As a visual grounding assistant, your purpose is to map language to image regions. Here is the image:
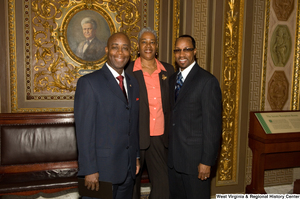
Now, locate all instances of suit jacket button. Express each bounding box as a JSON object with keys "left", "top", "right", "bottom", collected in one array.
[
  {"left": 126, "top": 106, "right": 129, "bottom": 110},
  {"left": 126, "top": 146, "right": 129, "bottom": 149},
  {"left": 173, "top": 123, "right": 175, "bottom": 126}
]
